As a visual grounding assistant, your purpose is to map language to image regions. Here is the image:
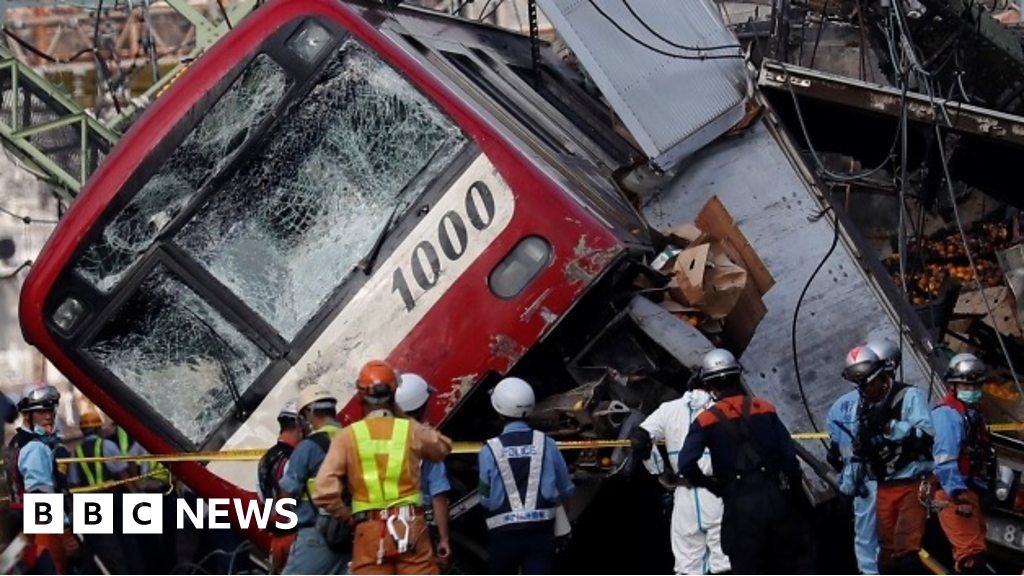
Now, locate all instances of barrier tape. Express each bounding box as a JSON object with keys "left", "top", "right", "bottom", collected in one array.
[
  {"left": 69, "top": 470, "right": 167, "bottom": 494},
  {"left": 57, "top": 422, "right": 1024, "bottom": 466}
]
